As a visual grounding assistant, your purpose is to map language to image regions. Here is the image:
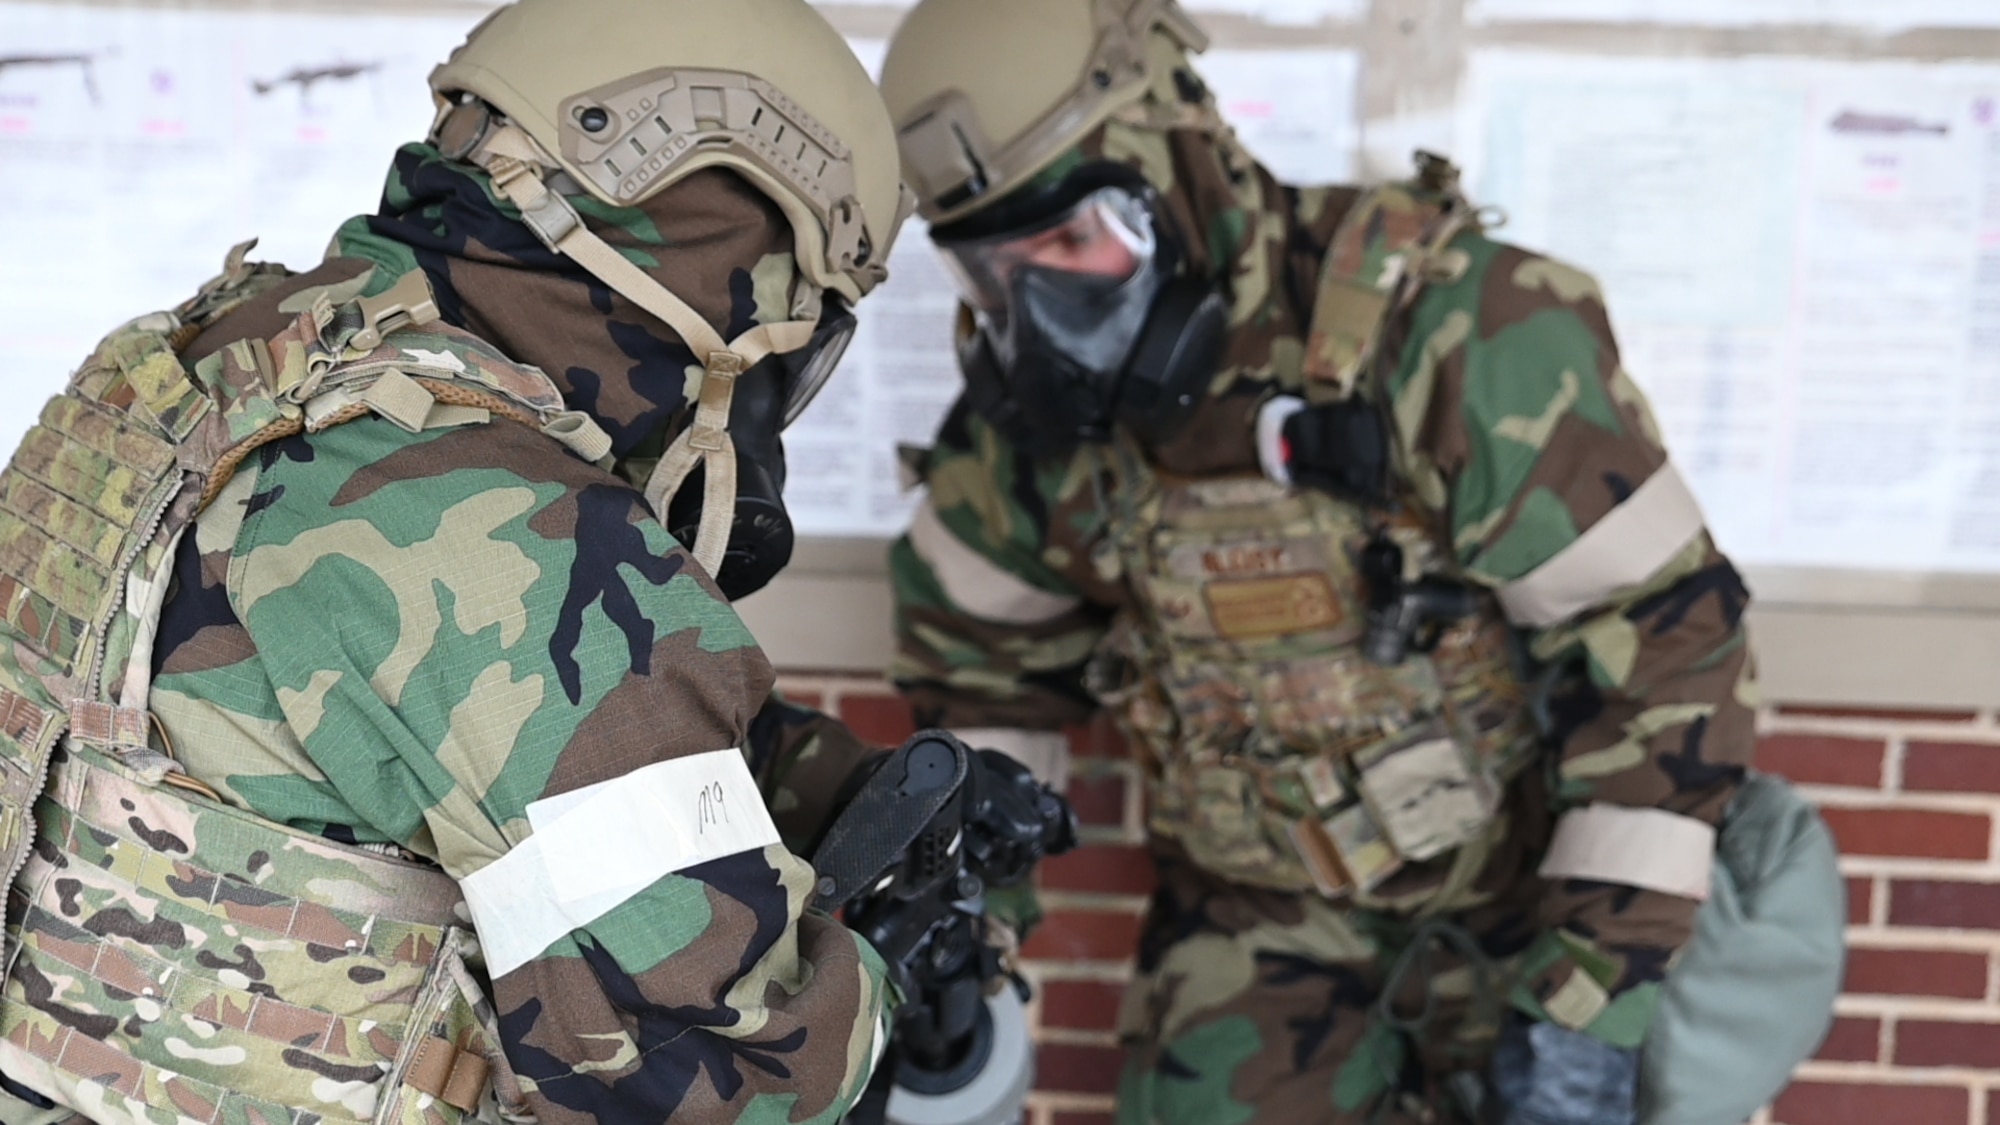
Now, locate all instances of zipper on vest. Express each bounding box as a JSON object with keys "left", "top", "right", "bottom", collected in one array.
[
  {"left": 84, "top": 473, "right": 187, "bottom": 705},
  {"left": 2, "top": 474, "right": 190, "bottom": 980}
]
